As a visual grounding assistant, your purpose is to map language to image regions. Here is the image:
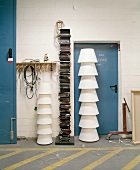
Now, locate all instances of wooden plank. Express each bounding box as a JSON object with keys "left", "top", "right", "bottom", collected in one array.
[
  {"left": 131, "top": 90, "right": 140, "bottom": 144},
  {"left": 16, "top": 62, "right": 57, "bottom": 72}
]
